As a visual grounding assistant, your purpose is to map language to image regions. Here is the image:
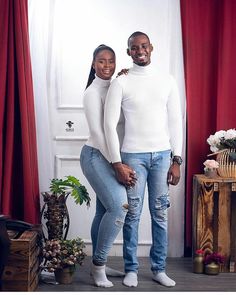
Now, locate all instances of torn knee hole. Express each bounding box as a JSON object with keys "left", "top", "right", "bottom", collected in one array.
[
  {"left": 154, "top": 194, "right": 170, "bottom": 210},
  {"left": 115, "top": 218, "right": 124, "bottom": 227}
]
